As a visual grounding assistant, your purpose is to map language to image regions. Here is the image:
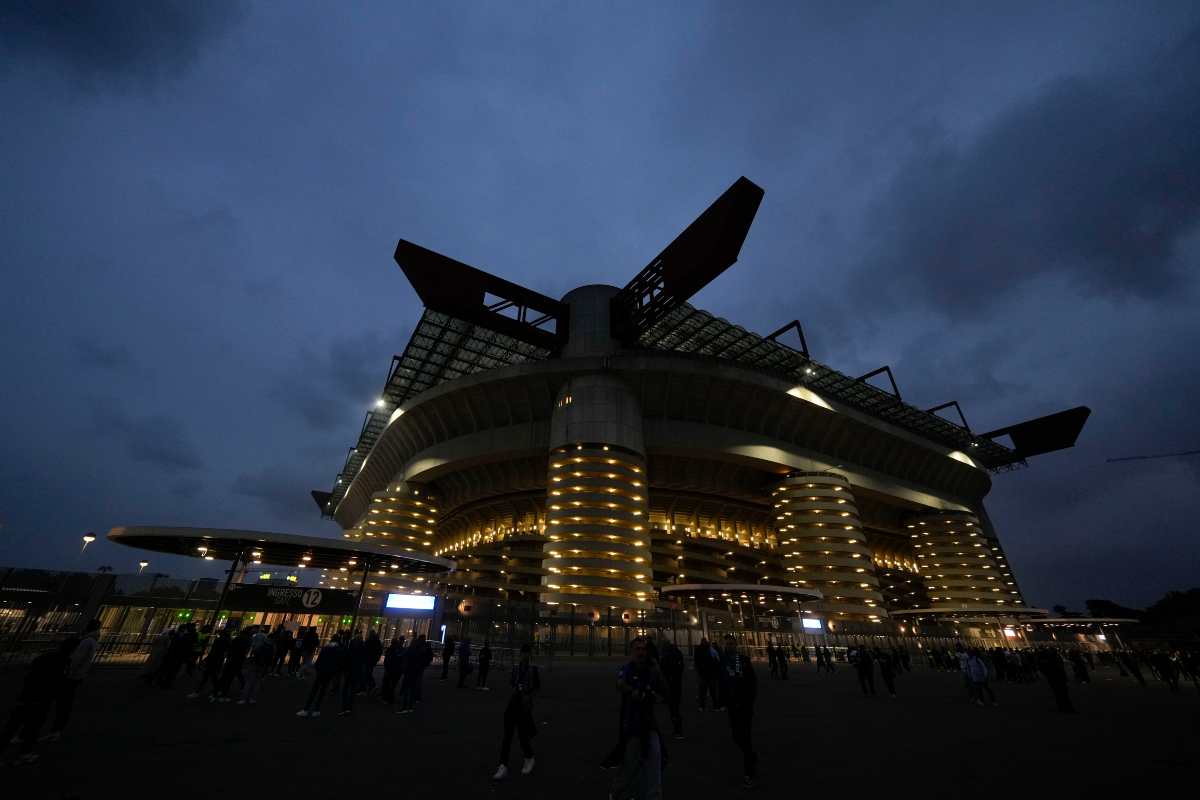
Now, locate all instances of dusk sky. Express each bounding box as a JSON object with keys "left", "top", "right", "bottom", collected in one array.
[{"left": 2, "top": 2, "right": 1197, "bottom": 611}]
